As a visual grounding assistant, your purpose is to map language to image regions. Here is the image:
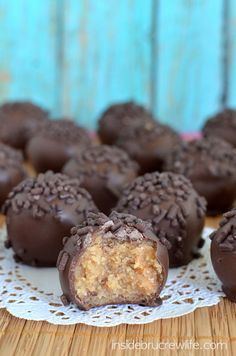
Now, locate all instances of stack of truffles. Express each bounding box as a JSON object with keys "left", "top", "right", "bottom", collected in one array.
[{"left": 1, "top": 99, "right": 236, "bottom": 309}]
